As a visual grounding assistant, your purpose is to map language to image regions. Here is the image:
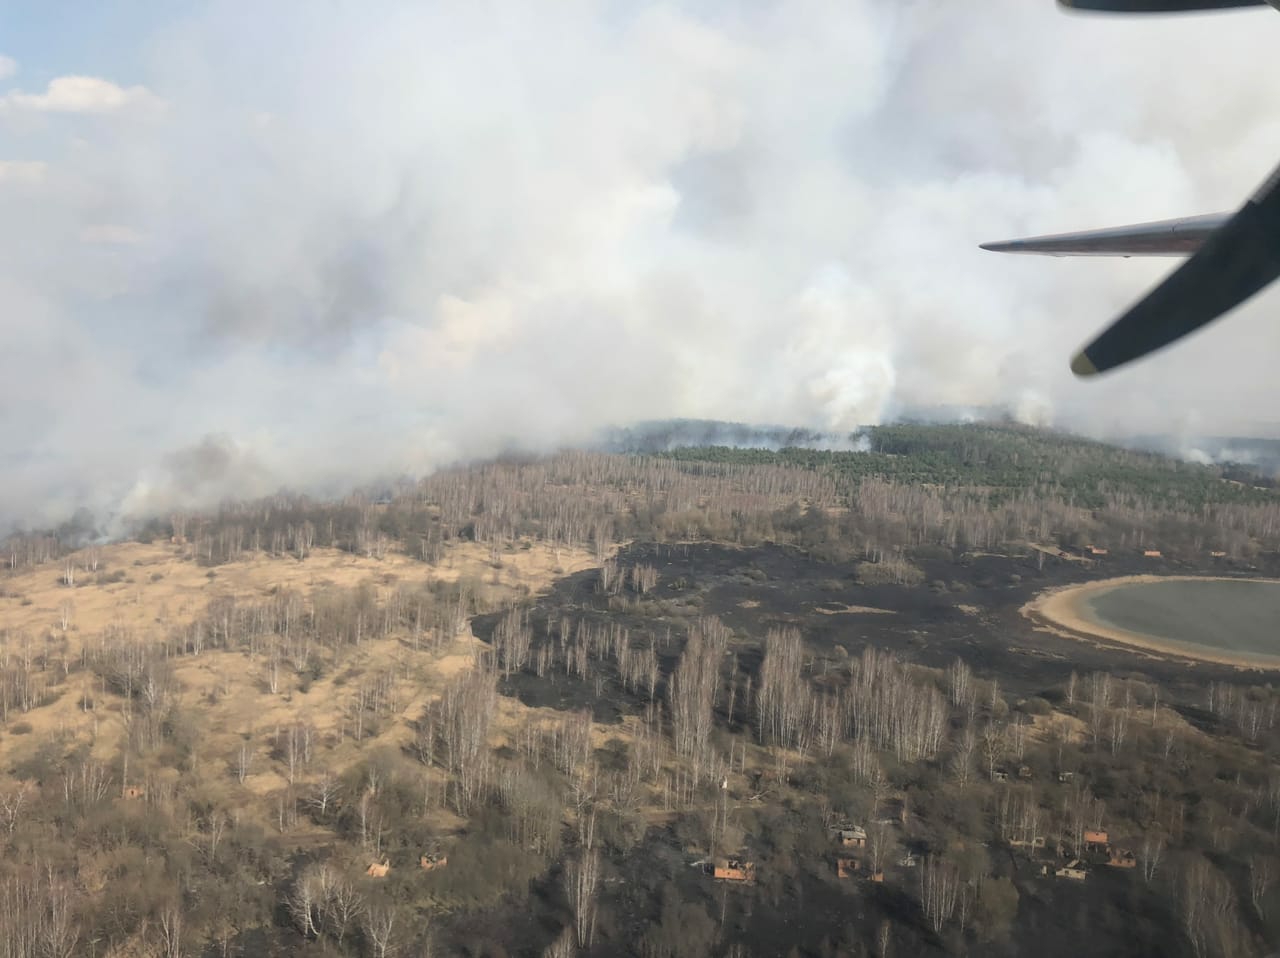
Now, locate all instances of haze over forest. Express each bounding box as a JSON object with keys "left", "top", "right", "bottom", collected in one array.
[{"left": 5, "top": 1, "right": 1280, "bottom": 530}]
